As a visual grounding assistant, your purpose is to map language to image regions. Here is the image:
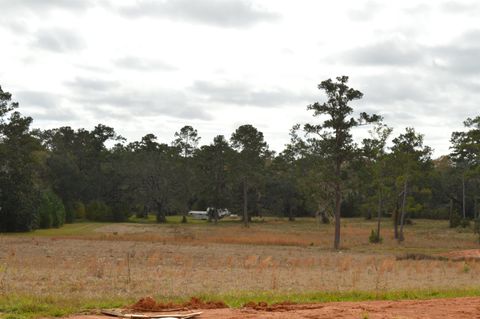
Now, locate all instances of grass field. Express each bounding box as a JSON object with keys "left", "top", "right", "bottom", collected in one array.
[{"left": 1, "top": 217, "right": 479, "bottom": 318}]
